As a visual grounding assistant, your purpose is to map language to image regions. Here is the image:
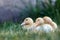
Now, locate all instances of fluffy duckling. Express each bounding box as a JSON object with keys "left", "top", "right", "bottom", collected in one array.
[
  {"left": 35, "top": 17, "right": 53, "bottom": 33},
  {"left": 43, "top": 16, "right": 57, "bottom": 31},
  {"left": 21, "top": 17, "right": 34, "bottom": 31},
  {"left": 34, "top": 17, "right": 44, "bottom": 31}
]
